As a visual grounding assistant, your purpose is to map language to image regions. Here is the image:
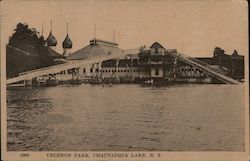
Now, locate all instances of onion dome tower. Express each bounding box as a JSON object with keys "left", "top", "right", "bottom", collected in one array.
[
  {"left": 62, "top": 22, "right": 73, "bottom": 57},
  {"left": 46, "top": 20, "right": 57, "bottom": 51}
]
